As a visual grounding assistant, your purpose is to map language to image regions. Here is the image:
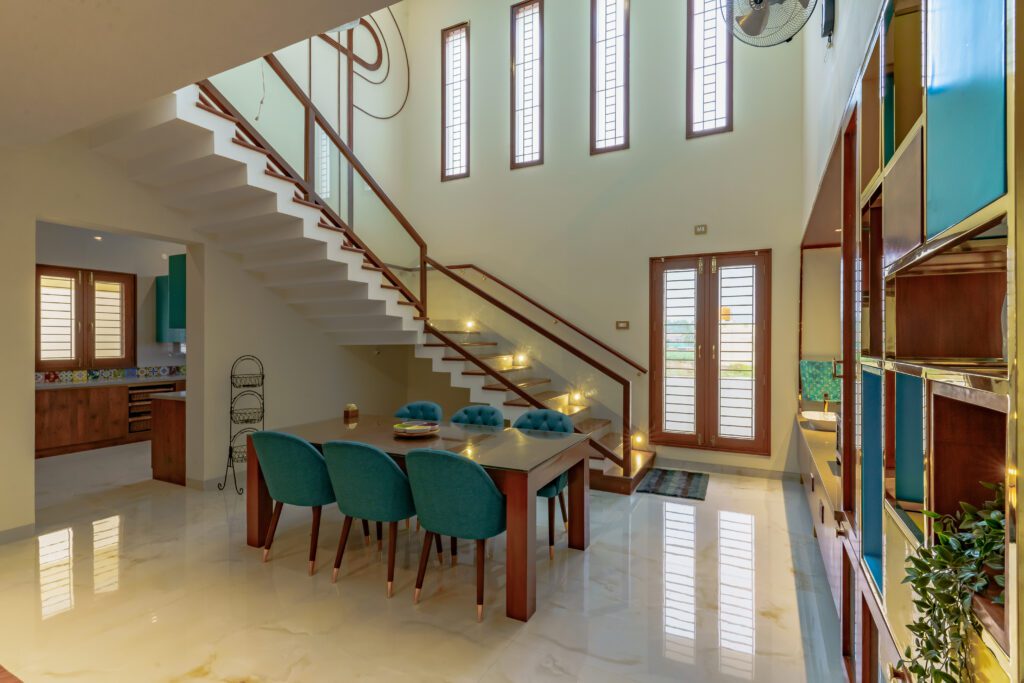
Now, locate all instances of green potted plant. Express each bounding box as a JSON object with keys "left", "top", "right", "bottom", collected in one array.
[{"left": 899, "top": 482, "right": 1005, "bottom": 682}]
